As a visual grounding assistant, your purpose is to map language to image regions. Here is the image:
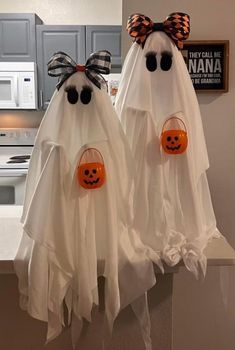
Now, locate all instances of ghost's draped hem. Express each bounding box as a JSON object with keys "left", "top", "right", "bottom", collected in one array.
[
  {"left": 14, "top": 237, "right": 102, "bottom": 343},
  {"left": 161, "top": 229, "right": 221, "bottom": 278},
  {"left": 21, "top": 197, "right": 156, "bottom": 345},
  {"left": 14, "top": 242, "right": 73, "bottom": 343},
  {"left": 15, "top": 235, "right": 156, "bottom": 346}
]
